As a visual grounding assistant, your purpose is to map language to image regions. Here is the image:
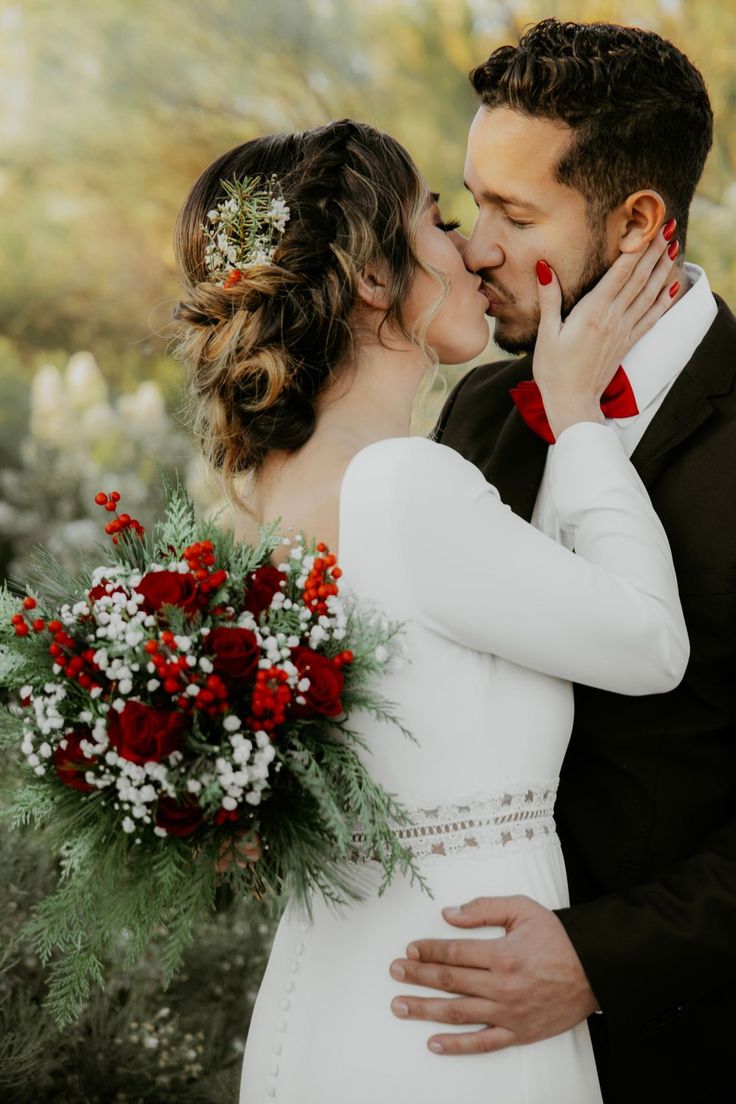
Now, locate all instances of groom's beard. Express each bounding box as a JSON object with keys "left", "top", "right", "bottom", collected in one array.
[{"left": 490, "top": 240, "right": 609, "bottom": 356}]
